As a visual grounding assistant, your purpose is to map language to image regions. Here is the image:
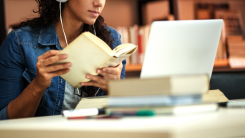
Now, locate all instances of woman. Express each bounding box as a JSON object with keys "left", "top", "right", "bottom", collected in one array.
[{"left": 0, "top": 0, "right": 125, "bottom": 120}]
